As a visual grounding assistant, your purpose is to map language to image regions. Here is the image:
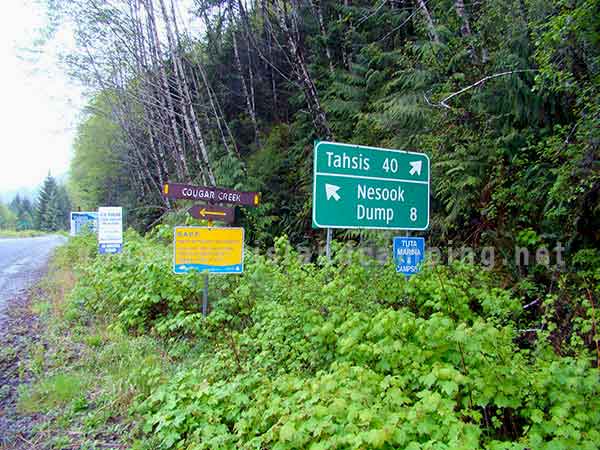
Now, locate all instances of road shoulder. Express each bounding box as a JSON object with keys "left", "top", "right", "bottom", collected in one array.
[
  {"left": 1, "top": 242, "right": 136, "bottom": 450},
  {"left": 0, "top": 275, "right": 45, "bottom": 449}
]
